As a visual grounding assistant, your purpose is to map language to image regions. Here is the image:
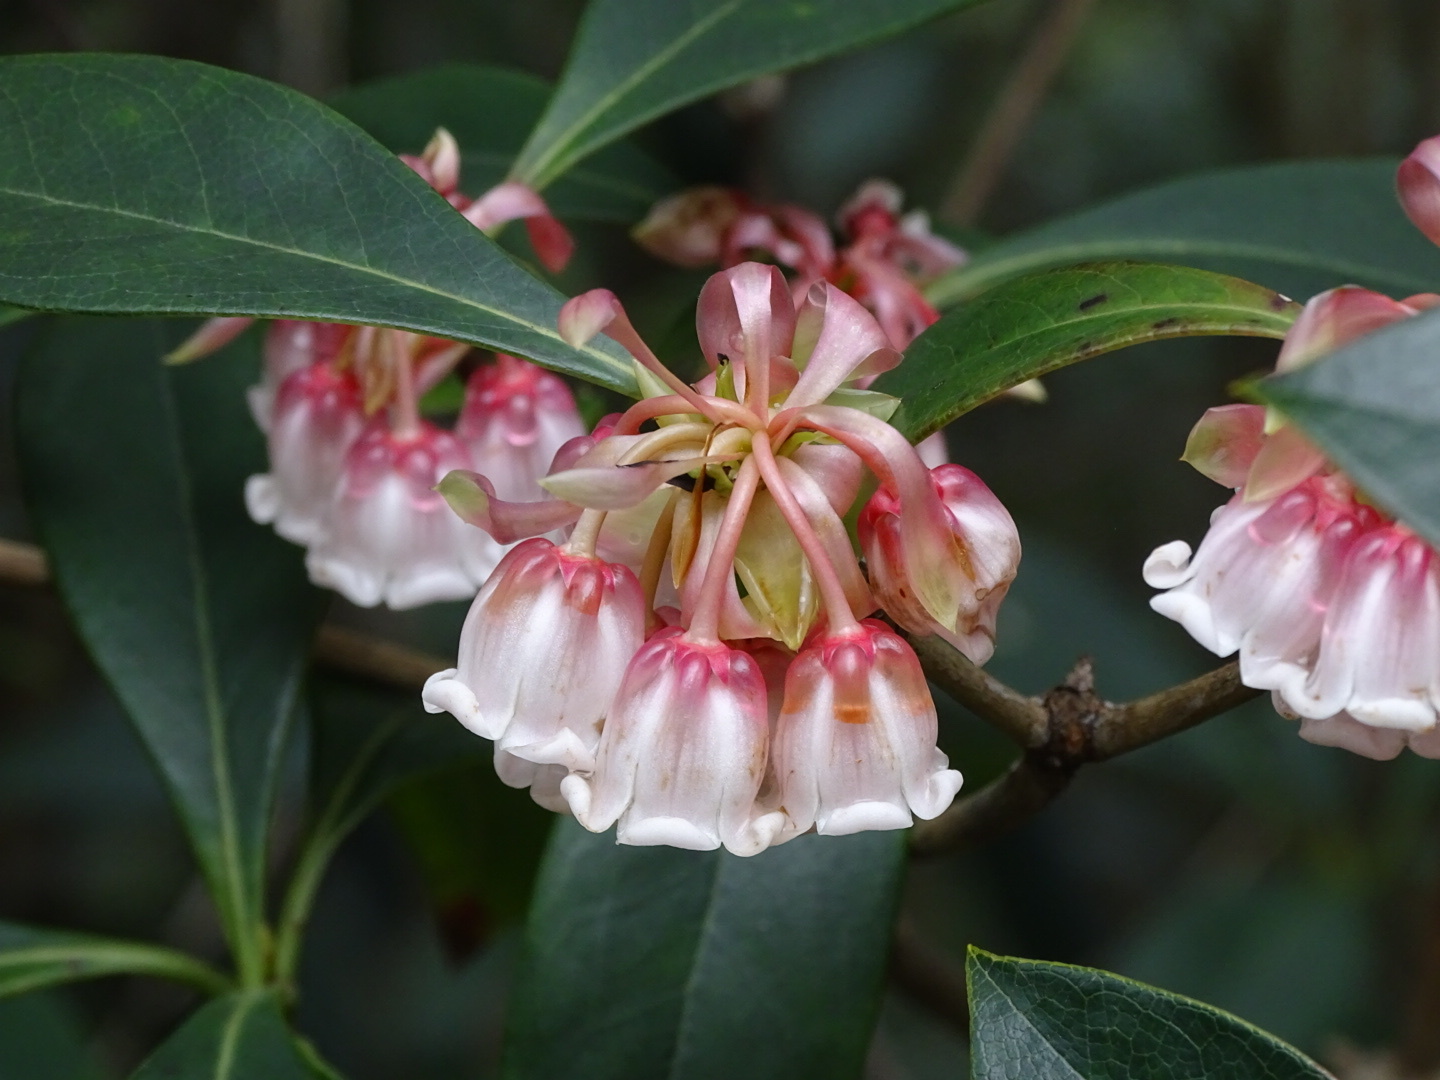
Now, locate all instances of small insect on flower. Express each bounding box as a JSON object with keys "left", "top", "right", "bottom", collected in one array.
[{"left": 426, "top": 261, "right": 1021, "bottom": 848}]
